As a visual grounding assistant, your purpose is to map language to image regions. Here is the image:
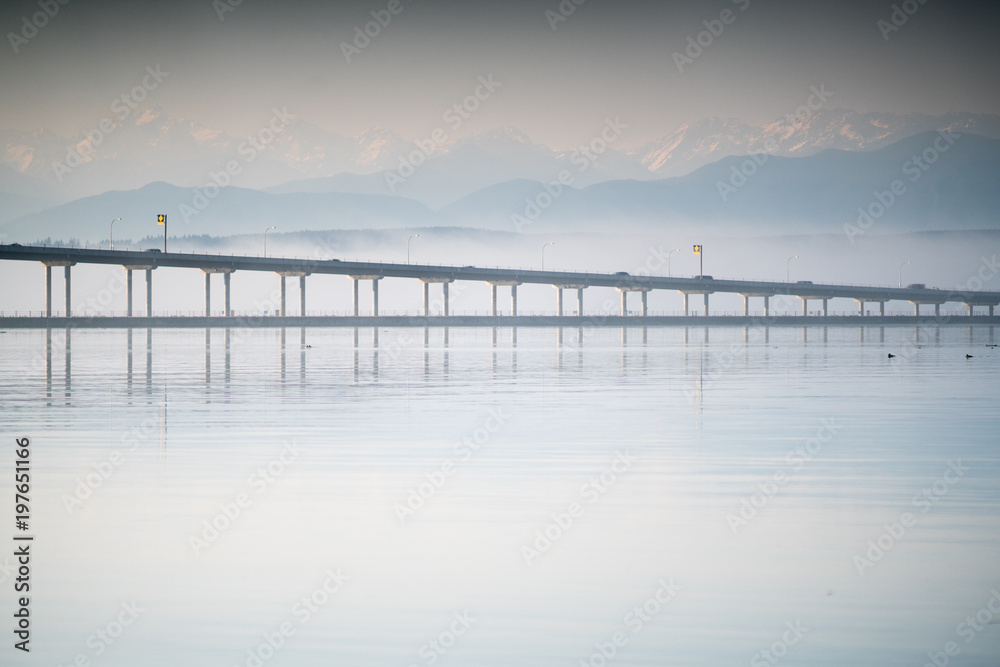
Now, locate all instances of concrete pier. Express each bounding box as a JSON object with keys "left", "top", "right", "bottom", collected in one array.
[
  {"left": 350, "top": 275, "right": 381, "bottom": 317},
  {"left": 420, "top": 277, "right": 452, "bottom": 316},
  {"left": 41, "top": 260, "right": 74, "bottom": 317},
  {"left": 489, "top": 280, "right": 520, "bottom": 316}
]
